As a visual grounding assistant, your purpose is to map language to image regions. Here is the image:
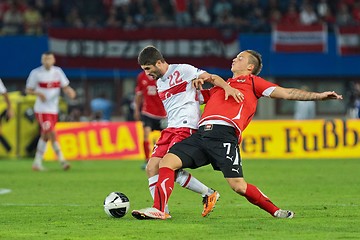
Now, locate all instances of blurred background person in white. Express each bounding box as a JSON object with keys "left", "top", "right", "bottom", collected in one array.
[
  {"left": 26, "top": 52, "right": 76, "bottom": 171},
  {"left": 0, "top": 78, "right": 14, "bottom": 120},
  {"left": 294, "top": 85, "right": 316, "bottom": 120}
]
